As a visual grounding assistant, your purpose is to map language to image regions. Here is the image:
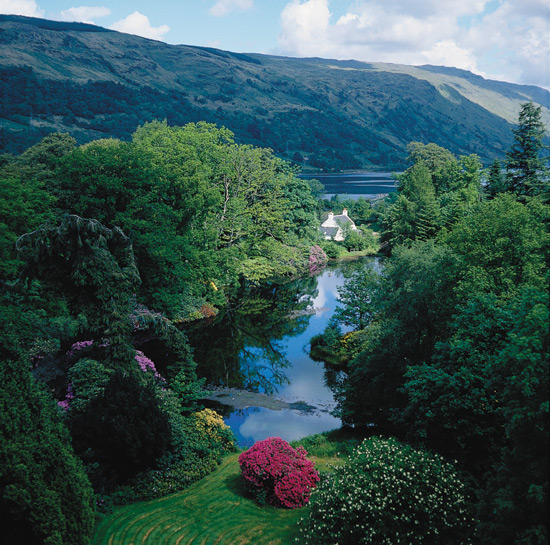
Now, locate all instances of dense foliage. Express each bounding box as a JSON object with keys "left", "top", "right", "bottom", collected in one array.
[
  {"left": 0, "top": 356, "right": 95, "bottom": 545},
  {"left": 238, "top": 436, "right": 319, "bottom": 508},
  {"left": 316, "top": 103, "right": 549, "bottom": 544},
  {"left": 45, "top": 121, "right": 321, "bottom": 315},
  {"left": 1, "top": 121, "right": 325, "bottom": 537},
  {"left": 299, "top": 437, "right": 475, "bottom": 545},
  {"left": 1, "top": 81, "right": 547, "bottom": 545}
]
